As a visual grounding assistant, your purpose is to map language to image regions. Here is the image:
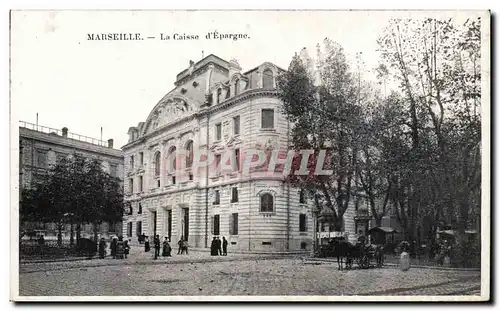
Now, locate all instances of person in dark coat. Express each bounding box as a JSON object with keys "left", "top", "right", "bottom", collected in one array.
[
  {"left": 123, "top": 239, "right": 130, "bottom": 259},
  {"left": 218, "top": 237, "right": 223, "bottom": 255},
  {"left": 178, "top": 236, "right": 184, "bottom": 255},
  {"left": 154, "top": 235, "right": 161, "bottom": 259},
  {"left": 98, "top": 237, "right": 106, "bottom": 259},
  {"left": 162, "top": 237, "right": 171, "bottom": 257},
  {"left": 210, "top": 237, "right": 217, "bottom": 256},
  {"left": 144, "top": 236, "right": 150, "bottom": 252},
  {"left": 116, "top": 236, "right": 124, "bottom": 259},
  {"left": 181, "top": 238, "right": 189, "bottom": 255},
  {"left": 110, "top": 237, "right": 117, "bottom": 259},
  {"left": 222, "top": 236, "right": 228, "bottom": 256}
]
